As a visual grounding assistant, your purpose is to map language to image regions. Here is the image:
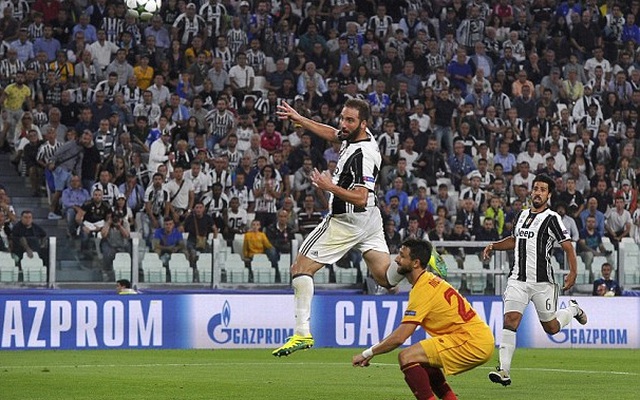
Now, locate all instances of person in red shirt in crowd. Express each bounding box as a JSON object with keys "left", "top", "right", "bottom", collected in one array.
[{"left": 259, "top": 118, "right": 283, "bottom": 155}]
